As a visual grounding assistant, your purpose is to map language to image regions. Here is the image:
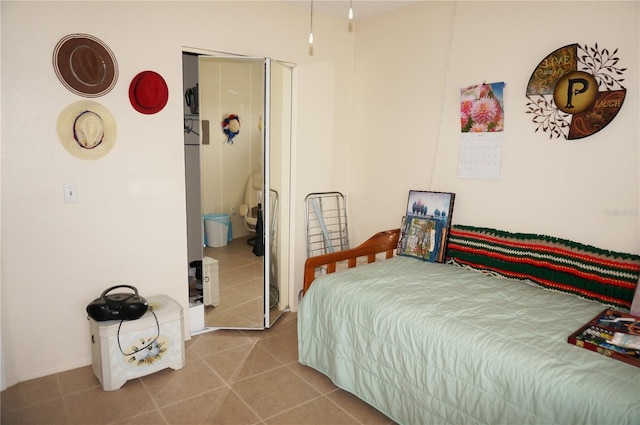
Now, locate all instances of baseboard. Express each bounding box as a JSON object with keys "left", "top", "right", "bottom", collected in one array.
[{"left": 3, "top": 358, "right": 93, "bottom": 389}]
